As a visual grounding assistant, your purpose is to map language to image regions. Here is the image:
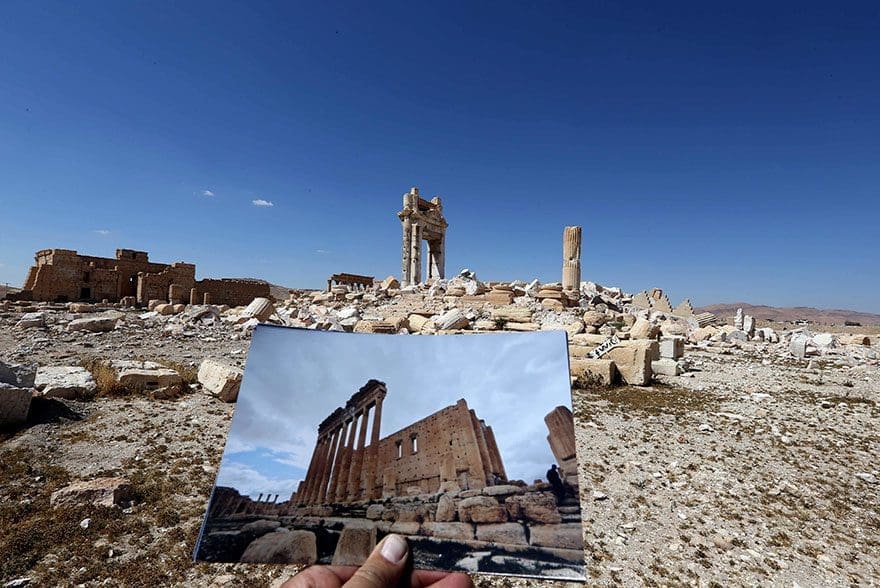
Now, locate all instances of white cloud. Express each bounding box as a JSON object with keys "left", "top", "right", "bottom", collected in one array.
[
  {"left": 252, "top": 199, "right": 274, "bottom": 207},
  {"left": 93, "top": 229, "right": 110, "bottom": 236},
  {"left": 315, "top": 249, "right": 329, "bottom": 254},
  {"left": 215, "top": 460, "right": 300, "bottom": 500},
  {"left": 202, "top": 190, "right": 215, "bottom": 197}
]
